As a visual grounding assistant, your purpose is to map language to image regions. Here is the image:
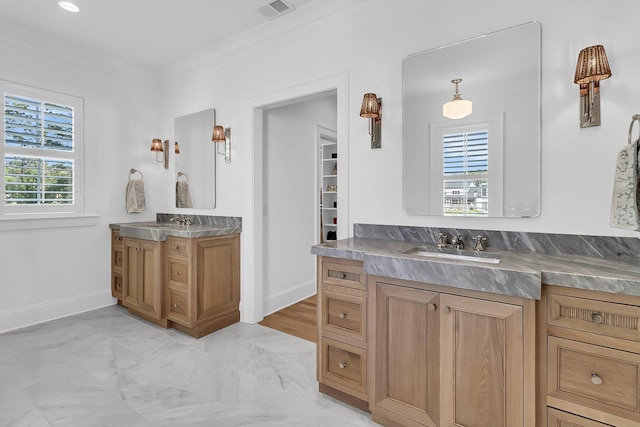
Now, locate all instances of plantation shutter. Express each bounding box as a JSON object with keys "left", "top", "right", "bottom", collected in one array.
[{"left": 4, "top": 93, "right": 75, "bottom": 206}]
